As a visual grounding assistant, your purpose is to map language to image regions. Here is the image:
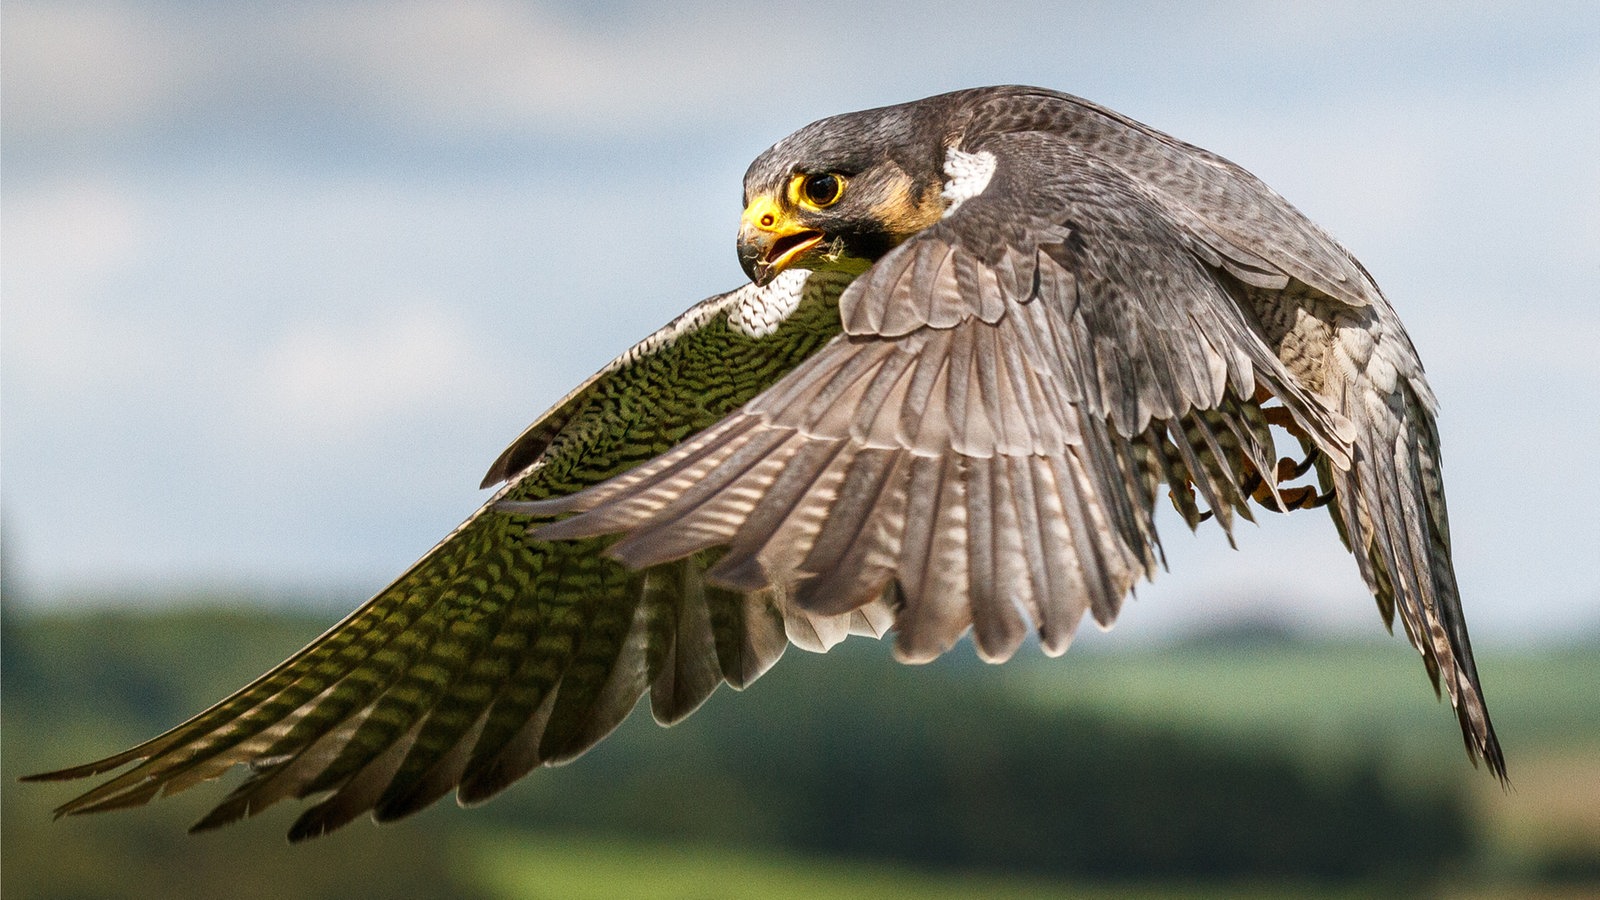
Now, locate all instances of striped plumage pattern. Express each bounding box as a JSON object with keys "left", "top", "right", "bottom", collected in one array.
[
  {"left": 526, "top": 89, "right": 1502, "bottom": 775},
  {"left": 524, "top": 125, "right": 1353, "bottom": 667},
  {"left": 27, "top": 86, "right": 1503, "bottom": 838},
  {"left": 27, "top": 278, "right": 846, "bottom": 839}
]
